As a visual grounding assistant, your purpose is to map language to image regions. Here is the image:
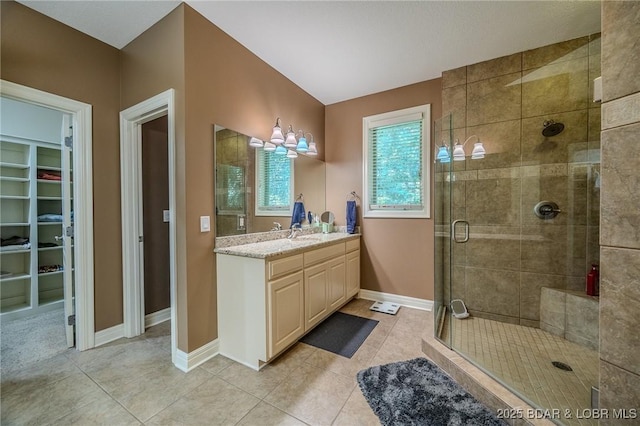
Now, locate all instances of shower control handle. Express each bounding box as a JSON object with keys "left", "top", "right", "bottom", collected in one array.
[
  {"left": 451, "top": 220, "right": 470, "bottom": 243},
  {"left": 534, "top": 201, "right": 561, "bottom": 220}
]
